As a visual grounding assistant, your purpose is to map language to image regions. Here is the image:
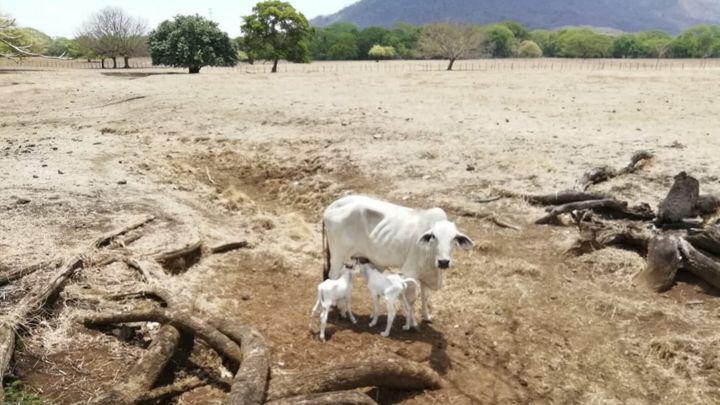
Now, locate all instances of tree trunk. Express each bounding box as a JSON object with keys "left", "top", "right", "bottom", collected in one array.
[
  {"left": 189, "top": 66, "right": 201, "bottom": 74},
  {"left": 272, "top": 59, "right": 279, "bottom": 73},
  {"left": 639, "top": 235, "right": 681, "bottom": 292},
  {"left": 101, "top": 58, "right": 106, "bottom": 69},
  {"left": 265, "top": 359, "right": 444, "bottom": 401},
  {"left": 658, "top": 172, "right": 699, "bottom": 224},
  {"left": 265, "top": 391, "right": 377, "bottom": 405},
  {"left": 679, "top": 238, "right": 720, "bottom": 289},
  {"left": 447, "top": 58, "right": 456, "bottom": 71},
  {"left": 123, "top": 56, "right": 130, "bottom": 69},
  {"left": 112, "top": 57, "right": 117, "bottom": 69}
]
